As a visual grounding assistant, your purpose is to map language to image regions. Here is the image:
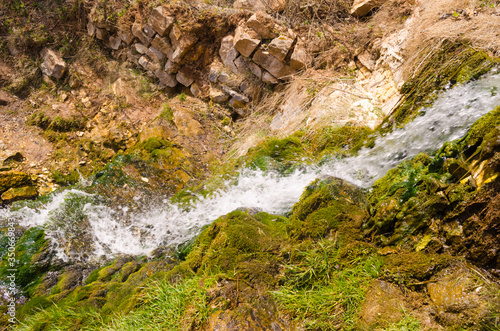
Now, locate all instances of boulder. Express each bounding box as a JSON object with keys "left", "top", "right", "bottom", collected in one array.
[
  {"left": 112, "top": 78, "right": 135, "bottom": 104},
  {"left": 164, "top": 59, "right": 180, "bottom": 74},
  {"left": 118, "top": 28, "right": 135, "bottom": 45},
  {"left": 268, "top": 36, "right": 295, "bottom": 62},
  {"left": 234, "top": 56, "right": 250, "bottom": 75},
  {"left": 248, "top": 61, "right": 263, "bottom": 79},
  {"left": 247, "top": 12, "right": 279, "bottom": 39},
  {"left": 252, "top": 48, "right": 283, "bottom": 78},
  {"left": 147, "top": 46, "right": 166, "bottom": 63},
  {"left": 169, "top": 25, "right": 198, "bottom": 62},
  {"left": 132, "top": 22, "right": 153, "bottom": 46},
  {"left": 155, "top": 69, "right": 178, "bottom": 88},
  {"left": 107, "top": 35, "right": 122, "bottom": 50},
  {"left": 149, "top": 6, "right": 174, "bottom": 36},
  {"left": 151, "top": 35, "right": 174, "bottom": 59},
  {"left": 1, "top": 186, "right": 38, "bottom": 203},
  {"left": 190, "top": 82, "right": 202, "bottom": 98},
  {"left": 233, "top": 25, "right": 261, "bottom": 58},
  {"left": 143, "top": 23, "right": 156, "bottom": 39},
  {"left": 351, "top": 0, "right": 387, "bottom": 17},
  {"left": 133, "top": 43, "right": 149, "bottom": 54},
  {"left": 219, "top": 35, "right": 239, "bottom": 73},
  {"left": 209, "top": 86, "right": 230, "bottom": 103},
  {"left": 176, "top": 68, "right": 195, "bottom": 87},
  {"left": 40, "top": 49, "right": 67, "bottom": 80}
]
